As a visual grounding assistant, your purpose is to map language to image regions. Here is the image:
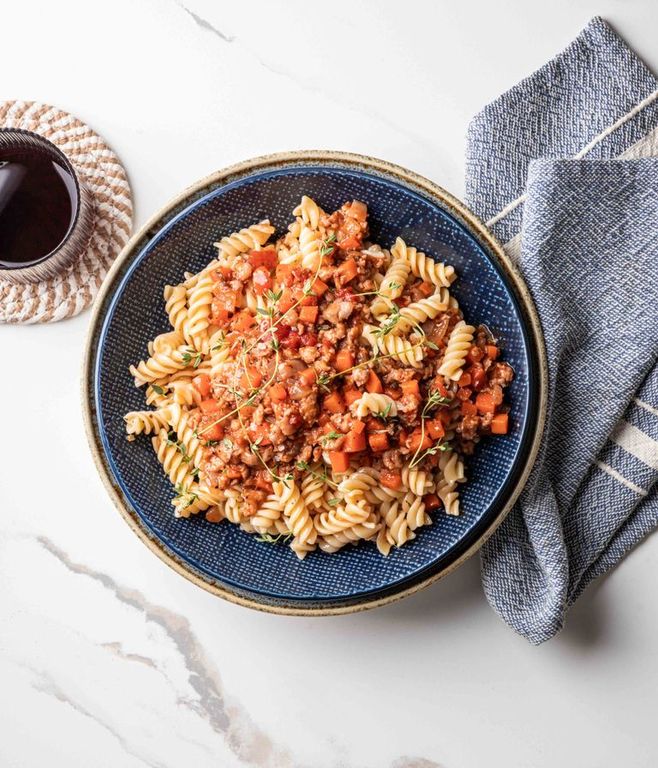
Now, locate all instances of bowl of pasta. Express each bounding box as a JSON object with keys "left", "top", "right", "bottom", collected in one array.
[{"left": 83, "top": 151, "right": 546, "bottom": 614}]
